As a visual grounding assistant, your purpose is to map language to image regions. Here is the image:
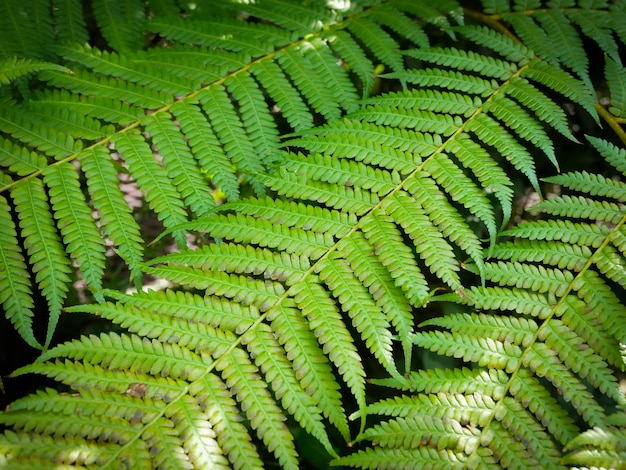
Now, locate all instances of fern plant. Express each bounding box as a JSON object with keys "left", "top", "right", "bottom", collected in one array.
[
  {"left": 337, "top": 135, "right": 626, "bottom": 469},
  {"left": 0, "top": 0, "right": 453, "bottom": 349},
  {"left": 1, "top": 0, "right": 626, "bottom": 469}
]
